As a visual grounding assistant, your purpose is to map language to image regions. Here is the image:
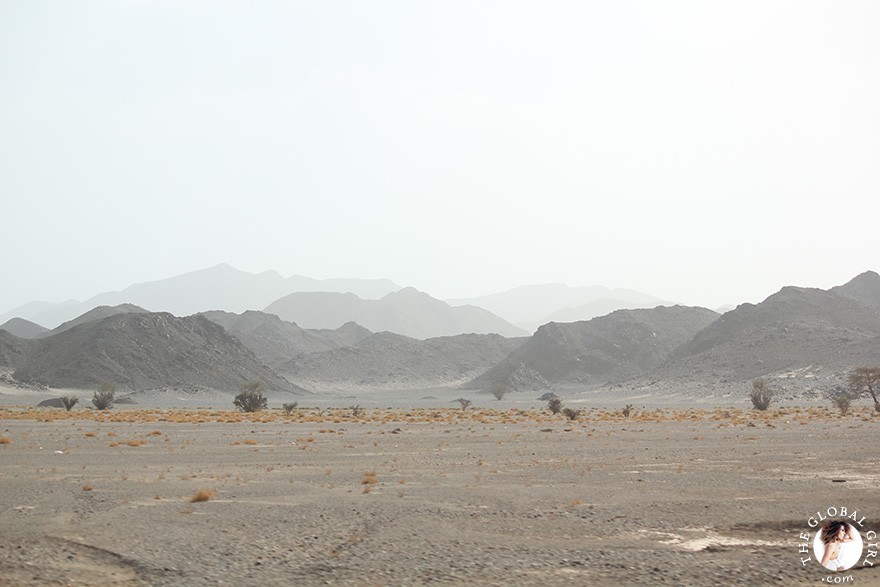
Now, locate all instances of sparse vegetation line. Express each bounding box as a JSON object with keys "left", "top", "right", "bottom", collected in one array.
[{"left": 1, "top": 405, "right": 876, "bottom": 425}]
